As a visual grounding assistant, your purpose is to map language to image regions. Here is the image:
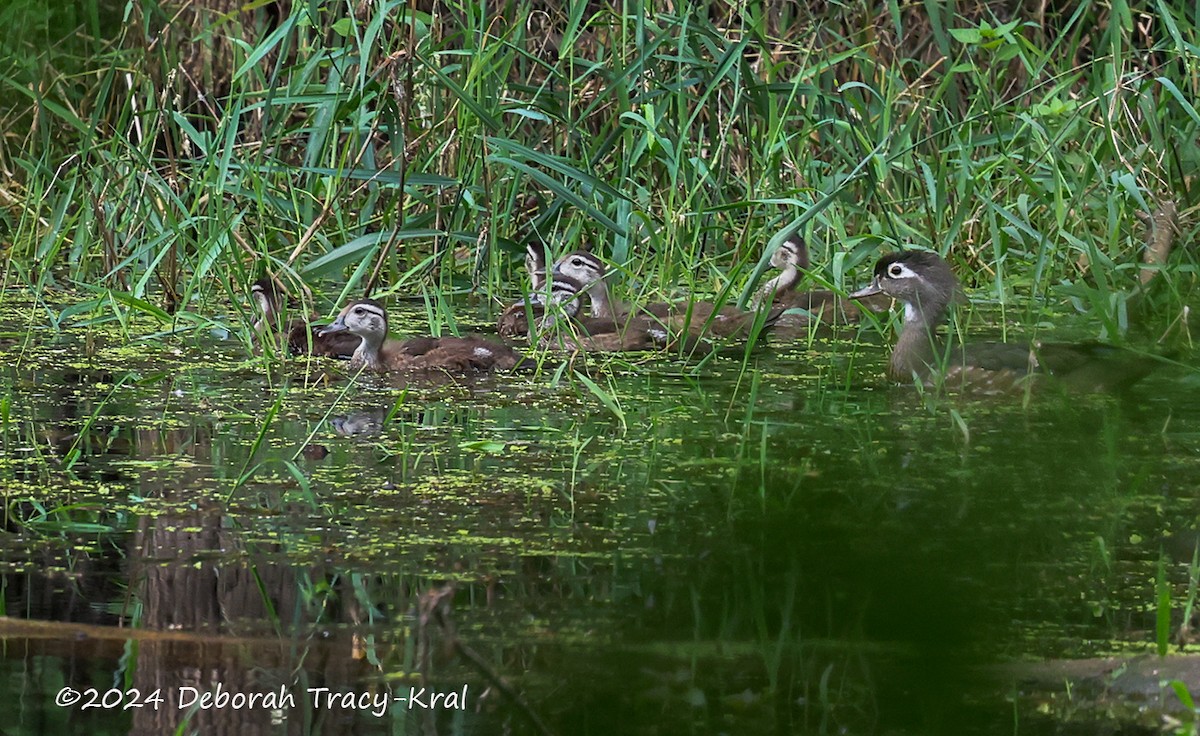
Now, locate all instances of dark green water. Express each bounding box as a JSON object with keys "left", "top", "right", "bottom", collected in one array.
[{"left": 1, "top": 293, "right": 1198, "bottom": 735}]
